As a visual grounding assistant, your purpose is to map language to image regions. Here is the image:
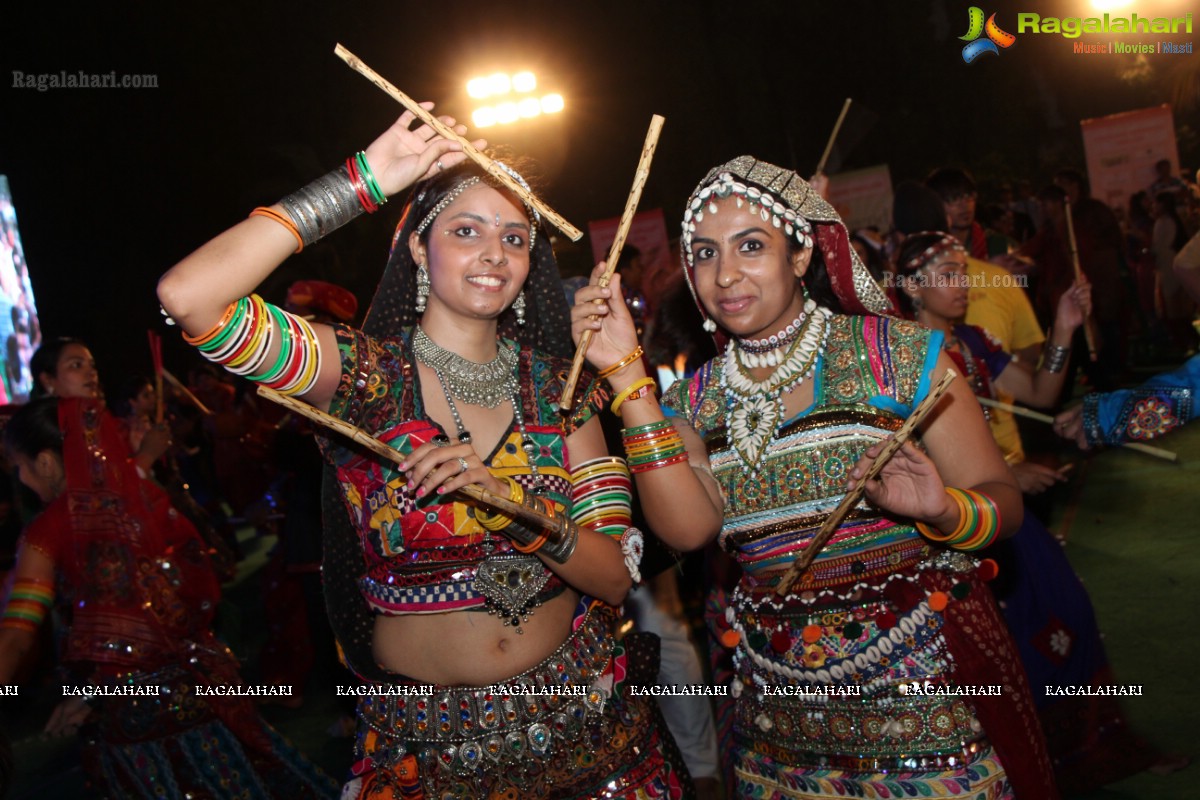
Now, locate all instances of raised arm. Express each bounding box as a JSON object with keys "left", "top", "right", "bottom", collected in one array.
[
  {"left": 992, "top": 279, "right": 1090, "bottom": 408},
  {"left": 570, "top": 265, "right": 724, "bottom": 552},
  {"left": 157, "top": 107, "right": 478, "bottom": 411}
]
